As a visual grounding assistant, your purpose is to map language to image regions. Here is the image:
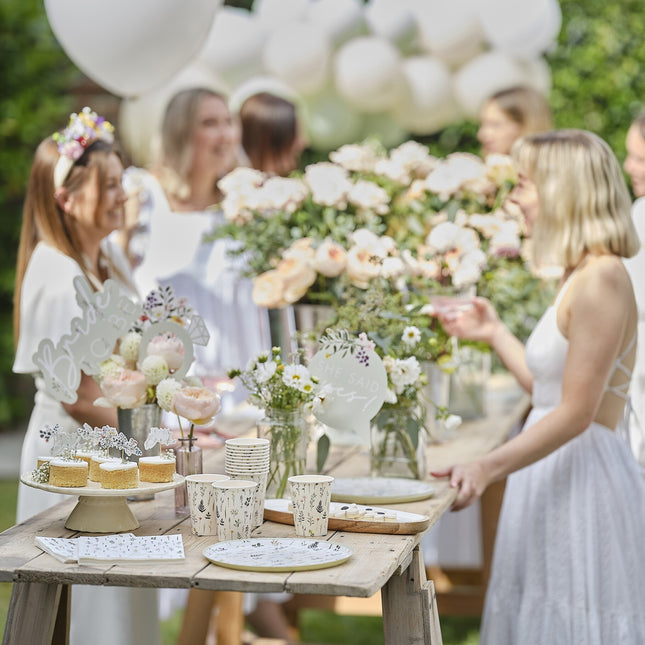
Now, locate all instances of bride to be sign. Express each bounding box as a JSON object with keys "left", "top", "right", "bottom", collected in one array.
[{"left": 308, "top": 329, "right": 387, "bottom": 444}]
